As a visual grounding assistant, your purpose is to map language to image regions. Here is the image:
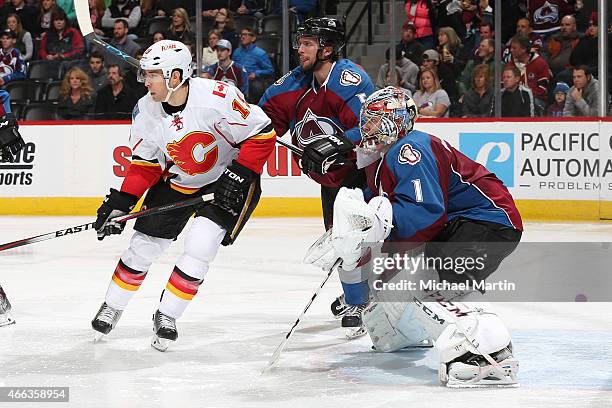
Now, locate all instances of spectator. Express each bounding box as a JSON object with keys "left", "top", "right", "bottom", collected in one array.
[
  {"left": 413, "top": 67, "right": 450, "bottom": 118},
  {"left": 397, "top": 21, "right": 425, "bottom": 66},
  {"left": 202, "top": 39, "right": 249, "bottom": 96},
  {"left": 232, "top": 27, "right": 274, "bottom": 80},
  {"left": 501, "top": 66, "right": 534, "bottom": 117},
  {"left": 376, "top": 48, "right": 418, "bottom": 93},
  {"left": 57, "top": 67, "right": 94, "bottom": 119},
  {"left": 214, "top": 7, "right": 238, "bottom": 50},
  {"left": 139, "top": 0, "right": 158, "bottom": 23},
  {"left": 36, "top": 0, "right": 56, "bottom": 37},
  {"left": 461, "top": 63, "right": 493, "bottom": 117},
  {"left": 458, "top": 38, "right": 494, "bottom": 95},
  {"left": 420, "top": 49, "right": 459, "bottom": 114},
  {"left": 236, "top": 0, "right": 265, "bottom": 18},
  {"left": 435, "top": 0, "right": 466, "bottom": 39},
  {"left": 85, "top": 50, "right": 107, "bottom": 91},
  {"left": 202, "top": 1, "right": 240, "bottom": 18},
  {"left": 546, "top": 81, "right": 569, "bottom": 117},
  {"left": 381, "top": 65, "right": 412, "bottom": 95},
  {"left": 101, "top": 19, "right": 139, "bottom": 71},
  {"left": 502, "top": 17, "right": 545, "bottom": 62},
  {"left": 468, "top": 22, "right": 494, "bottom": 61},
  {"left": 437, "top": 26, "right": 466, "bottom": 76},
  {"left": 202, "top": 29, "right": 220, "bottom": 68},
  {"left": 569, "top": 12, "right": 598, "bottom": 77},
  {"left": 0, "top": 29, "right": 25, "bottom": 86},
  {"left": 55, "top": 0, "right": 75, "bottom": 22},
  {"left": 94, "top": 64, "right": 138, "bottom": 119},
  {"left": 101, "top": 0, "right": 141, "bottom": 31},
  {"left": 157, "top": 0, "right": 195, "bottom": 17},
  {"left": 563, "top": 65, "right": 600, "bottom": 117},
  {"left": 165, "top": 7, "right": 194, "bottom": 44},
  {"left": 88, "top": 0, "right": 106, "bottom": 37},
  {"left": 151, "top": 30, "right": 164, "bottom": 43},
  {"left": 527, "top": 0, "right": 576, "bottom": 36},
  {"left": 404, "top": 0, "right": 436, "bottom": 49},
  {"left": 545, "top": 15, "right": 581, "bottom": 76},
  {"left": 6, "top": 13, "right": 32, "bottom": 60},
  {"left": 0, "top": 0, "right": 37, "bottom": 36},
  {"left": 38, "top": 8, "right": 84, "bottom": 61},
  {"left": 506, "top": 34, "right": 551, "bottom": 115}
]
